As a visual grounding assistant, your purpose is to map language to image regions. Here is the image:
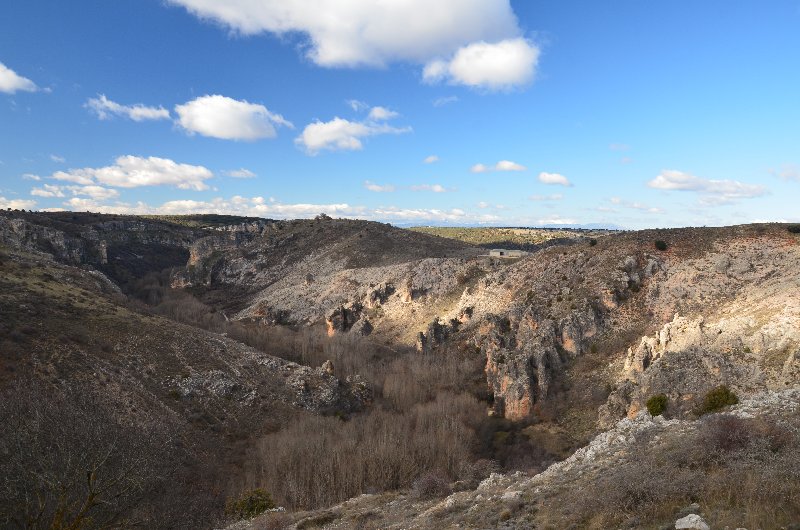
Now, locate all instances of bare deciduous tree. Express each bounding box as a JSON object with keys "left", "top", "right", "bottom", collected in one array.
[{"left": 0, "top": 380, "right": 185, "bottom": 529}]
